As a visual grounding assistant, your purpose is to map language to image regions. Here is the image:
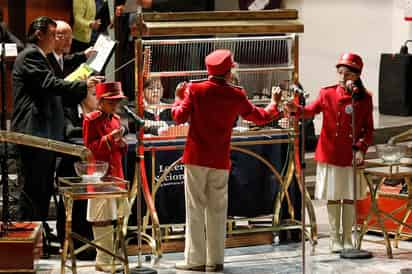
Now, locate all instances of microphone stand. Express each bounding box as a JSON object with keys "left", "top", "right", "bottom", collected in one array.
[
  {"left": 298, "top": 91, "right": 307, "bottom": 274},
  {"left": 0, "top": 28, "right": 10, "bottom": 237},
  {"left": 340, "top": 91, "right": 373, "bottom": 259},
  {"left": 130, "top": 5, "right": 157, "bottom": 274}
]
